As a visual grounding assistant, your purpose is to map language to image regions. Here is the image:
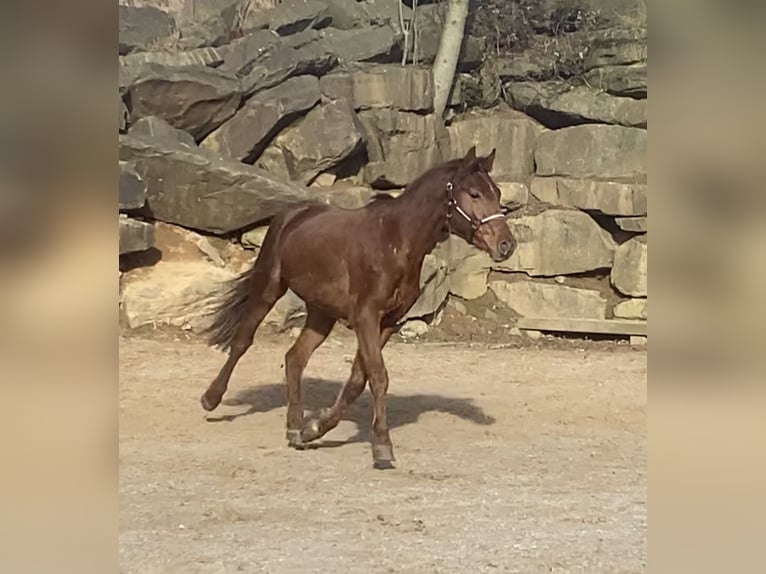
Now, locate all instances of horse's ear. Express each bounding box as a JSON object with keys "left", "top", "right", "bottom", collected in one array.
[
  {"left": 463, "top": 146, "right": 477, "bottom": 163},
  {"left": 481, "top": 148, "right": 496, "bottom": 172}
]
